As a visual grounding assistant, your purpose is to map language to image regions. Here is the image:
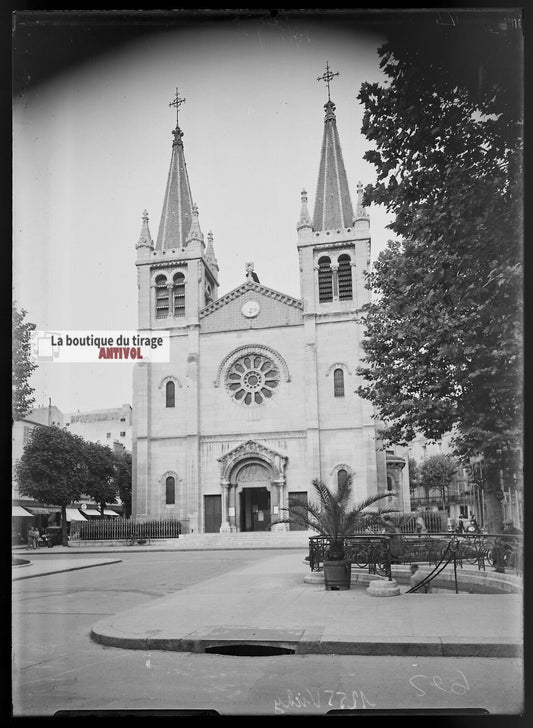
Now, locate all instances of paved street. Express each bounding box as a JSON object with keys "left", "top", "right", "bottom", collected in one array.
[{"left": 12, "top": 550, "right": 524, "bottom": 717}]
